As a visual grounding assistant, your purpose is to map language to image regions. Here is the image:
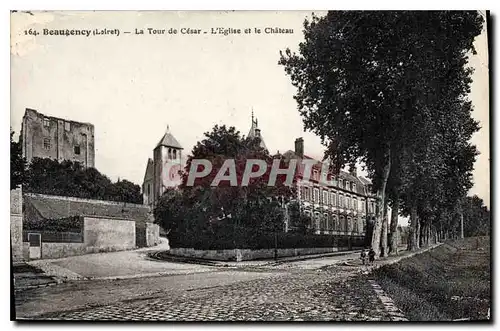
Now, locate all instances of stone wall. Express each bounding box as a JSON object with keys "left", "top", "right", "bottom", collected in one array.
[
  {"left": 10, "top": 188, "right": 24, "bottom": 262},
  {"left": 145, "top": 223, "right": 160, "bottom": 246},
  {"left": 84, "top": 217, "right": 136, "bottom": 252},
  {"left": 169, "top": 246, "right": 362, "bottom": 262},
  {"left": 40, "top": 243, "right": 86, "bottom": 259}
]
